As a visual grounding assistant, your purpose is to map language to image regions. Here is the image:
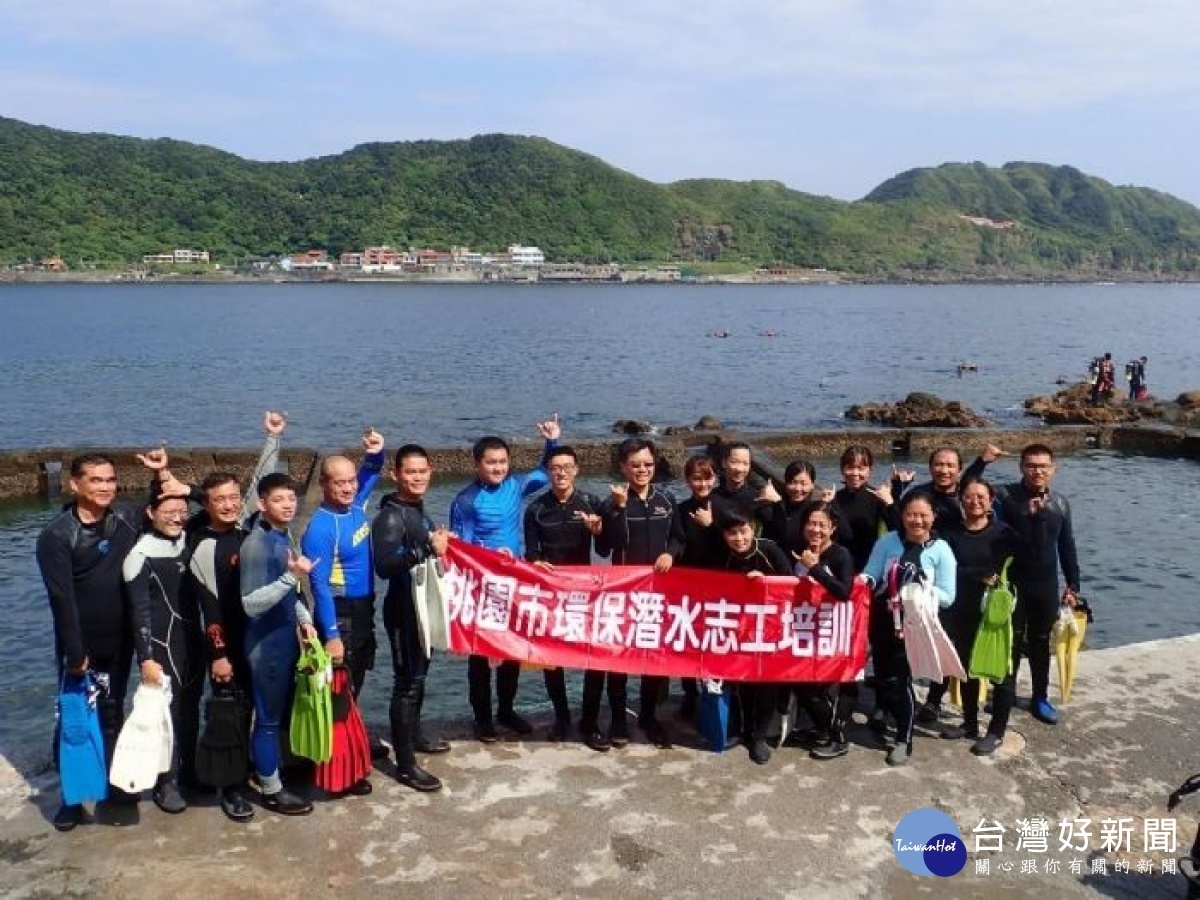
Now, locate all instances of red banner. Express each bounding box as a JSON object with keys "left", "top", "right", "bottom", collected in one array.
[{"left": 441, "top": 539, "right": 869, "bottom": 682}]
